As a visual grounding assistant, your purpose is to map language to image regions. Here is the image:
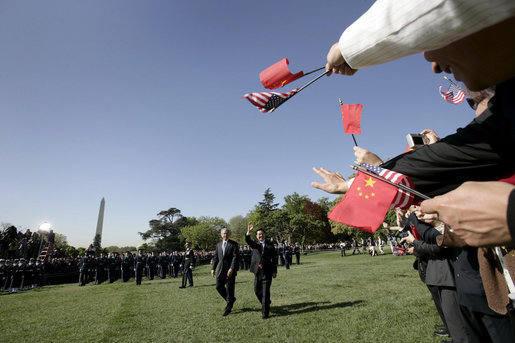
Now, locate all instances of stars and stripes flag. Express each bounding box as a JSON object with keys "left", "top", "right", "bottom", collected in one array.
[
  {"left": 243, "top": 89, "right": 299, "bottom": 113},
  {"left": 439, "top": 83, "right": 466, "bottom": 104},
  {"left": 359, "top": 163, "right": 415, "bottom": 210}
]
